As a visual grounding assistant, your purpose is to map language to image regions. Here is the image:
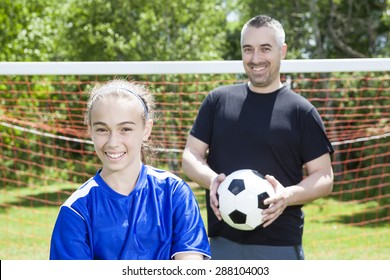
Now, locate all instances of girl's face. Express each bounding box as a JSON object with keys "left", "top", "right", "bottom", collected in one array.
[{"left": 89, "top": 96, "right": 152, "bottom": 175}]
